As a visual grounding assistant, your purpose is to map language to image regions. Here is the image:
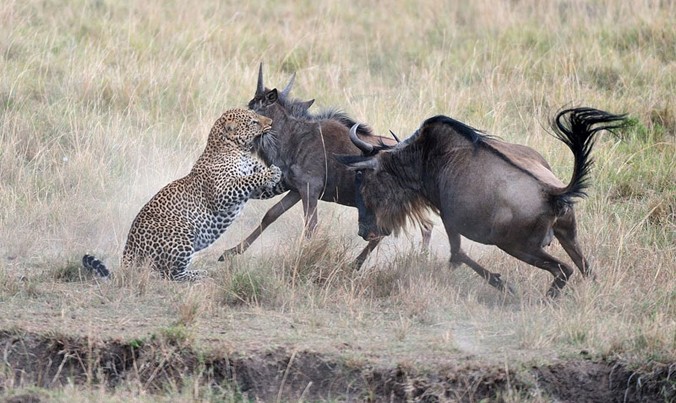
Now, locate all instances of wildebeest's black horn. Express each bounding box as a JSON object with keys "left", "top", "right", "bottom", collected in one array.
[
  {"left": 281, "top": 73, "right": 296, "bottom": 98},
  {"left": 389, "top": 130, "right": 401, "bottom": 143},
  {"left": 349, "top": 124, "right": 374, "bottom": 154},
  {"left": 256, "top": 63, "right": 265, "bottom": 96}
]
